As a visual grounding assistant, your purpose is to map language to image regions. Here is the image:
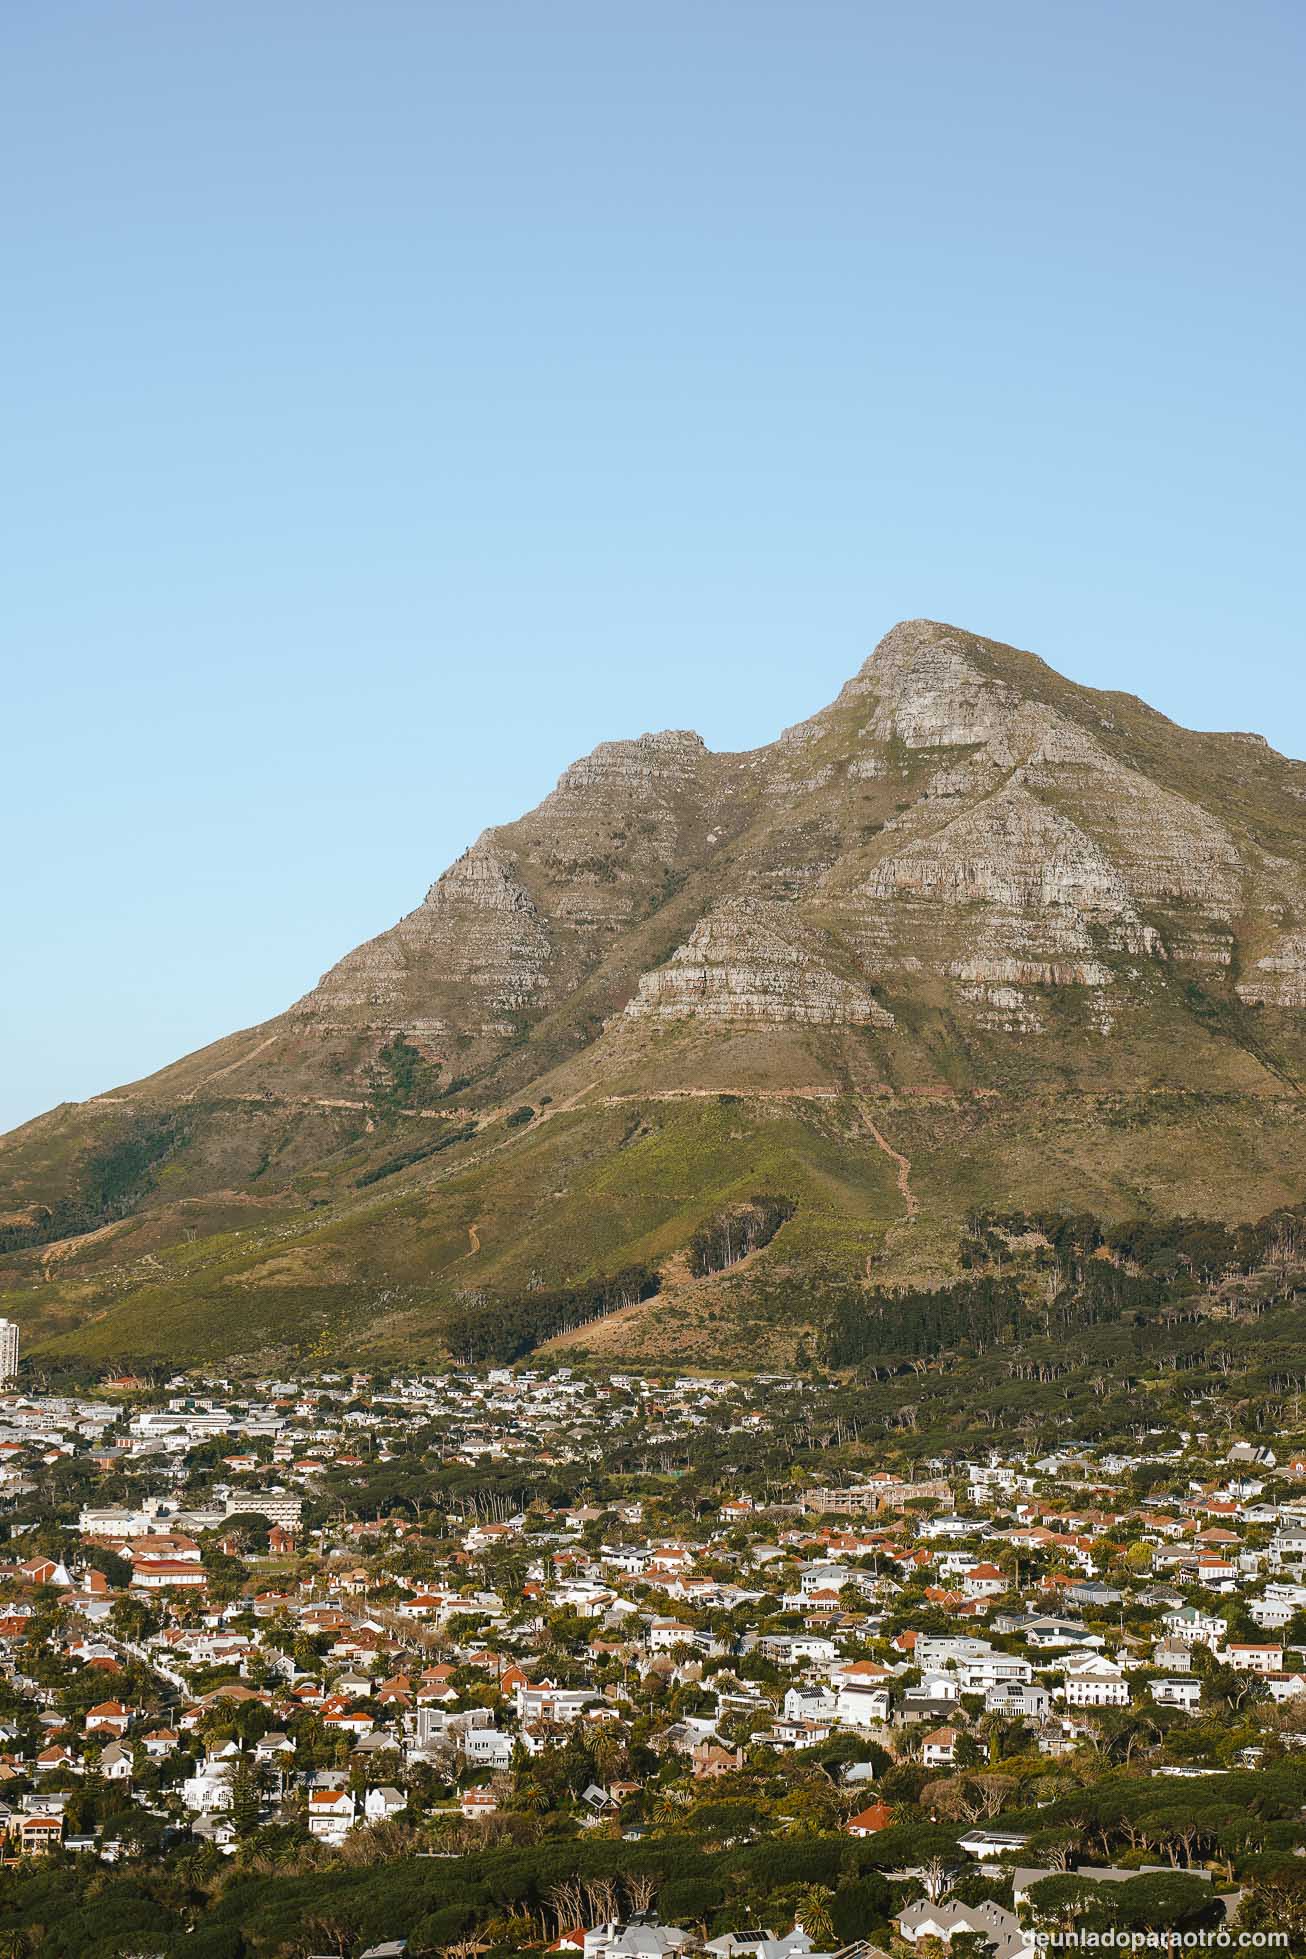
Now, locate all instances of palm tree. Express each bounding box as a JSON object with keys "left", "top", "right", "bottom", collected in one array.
[
  {"left": 651, "top": 1786, "right": 690, "bottom": 1828},
  {"left": 793, "top": 1886, "right": 836, "bottom": 1948}
]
